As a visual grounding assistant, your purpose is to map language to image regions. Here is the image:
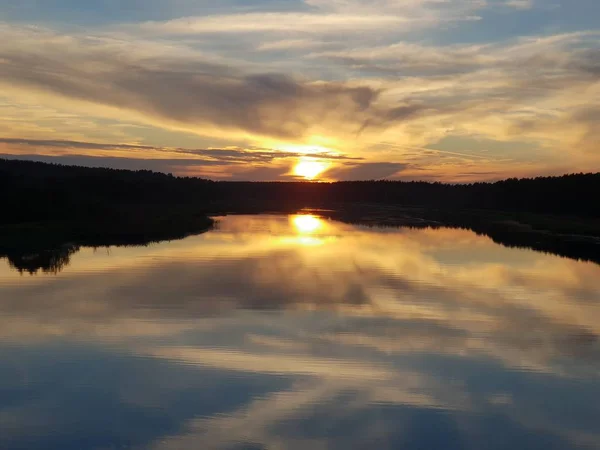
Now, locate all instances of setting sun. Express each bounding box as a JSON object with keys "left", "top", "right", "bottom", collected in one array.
[{"left": 293, "top": 159, "right": 327, "bottom": 180}]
